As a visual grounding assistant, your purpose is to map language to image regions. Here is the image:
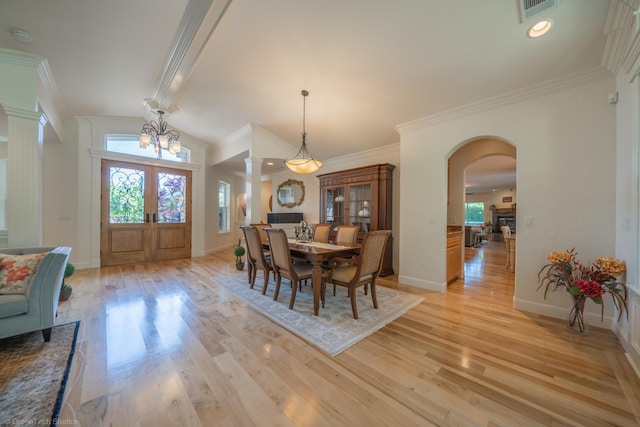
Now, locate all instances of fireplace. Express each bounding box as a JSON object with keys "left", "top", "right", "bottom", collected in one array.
[{"left": 492, "top": 212, "right": 515, "bottom": 233}]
